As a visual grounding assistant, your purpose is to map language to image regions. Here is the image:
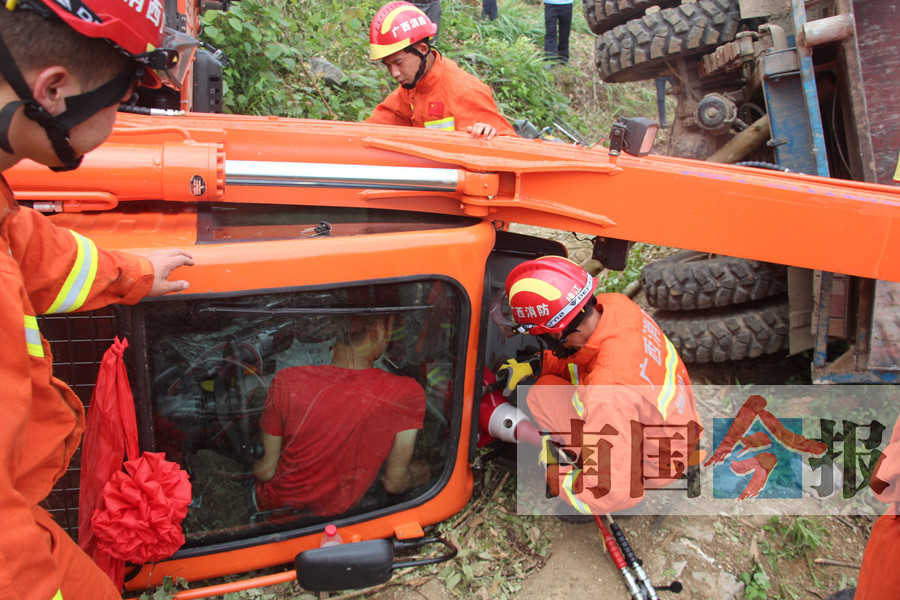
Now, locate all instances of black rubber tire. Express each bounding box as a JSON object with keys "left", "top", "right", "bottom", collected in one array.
[
  {"left": 653, "top": 297, "right": 790, "bottom": 363},
  {"left": 595, "top": 0, "right": 741, "bottom": 83},
  {"left": 641, "top": 251, "right": 789, "bottom": 311},
  {"left": 583, "top": 0, "right": 680, "bottom": 35}
]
